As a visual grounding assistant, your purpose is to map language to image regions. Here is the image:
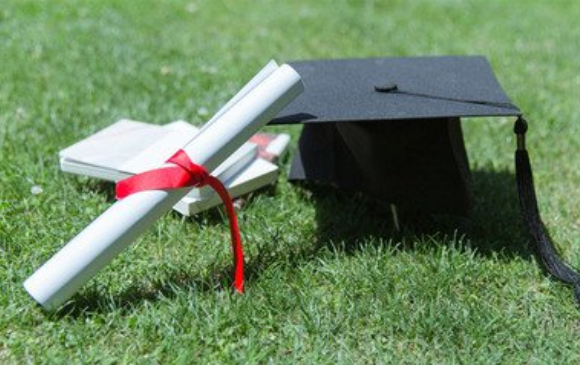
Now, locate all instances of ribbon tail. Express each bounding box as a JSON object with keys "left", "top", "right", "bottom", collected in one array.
[
  {"left": 207, "top": 176, "right": 245, "bottom": 293},
  {"left": 116, "top": 149, "right": 245, "bottom": 294}
]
